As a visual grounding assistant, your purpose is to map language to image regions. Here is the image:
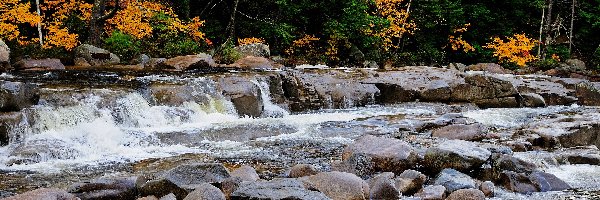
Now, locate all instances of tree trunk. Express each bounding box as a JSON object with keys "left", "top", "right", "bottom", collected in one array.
[
  {"left": 538, "top": 5, "right": 545, "bottom": 56},
  {"left": 542, "top": 0, "right": 554, "bottom": 59},
  {"left": 569, "top": 0, "right": 576, "bottom": 55},
  {"left": 224, "top": 0, "right": 240, "bottom": 45},
  {"left": 87, "top": 0, "right": 119, "bottom": 46},
  {"left": 36, "top": 0, "right": 43, "bottom": 46}
]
